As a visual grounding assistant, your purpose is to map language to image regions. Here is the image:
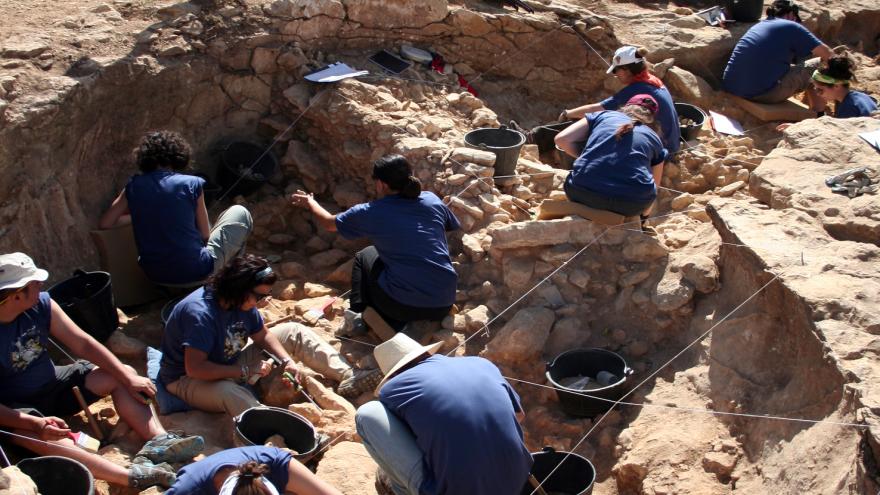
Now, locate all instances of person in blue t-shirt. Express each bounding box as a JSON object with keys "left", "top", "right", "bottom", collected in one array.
[
  {"left": 355, "top": 333, "right": 533, "bottom": 495},
  {"left": 159, "top": 254, "right": 381, "bottom": 413},
  {"left": 0, "top": 252, "right": 204, "bottom": 490},
  {"left": 555, "top": 94, "right": 668, "bottom": 231},
  {"left": 558, "top": 45, "right": 680, "bottom": 155},
  {"left": 99, "top": 130, "right": 254, "bottom": 285},
  {"left": 722, "top": 0, "right": 832, "bottom": 106},
  {"left": 292, "top": 155, "right": 460, "bottom": 336},
  {"left": 777, "top": 55, "right": 878, "bottom": 131},
  {"left": 165, "top": 446, "right": 342, "bottom": 495}
]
